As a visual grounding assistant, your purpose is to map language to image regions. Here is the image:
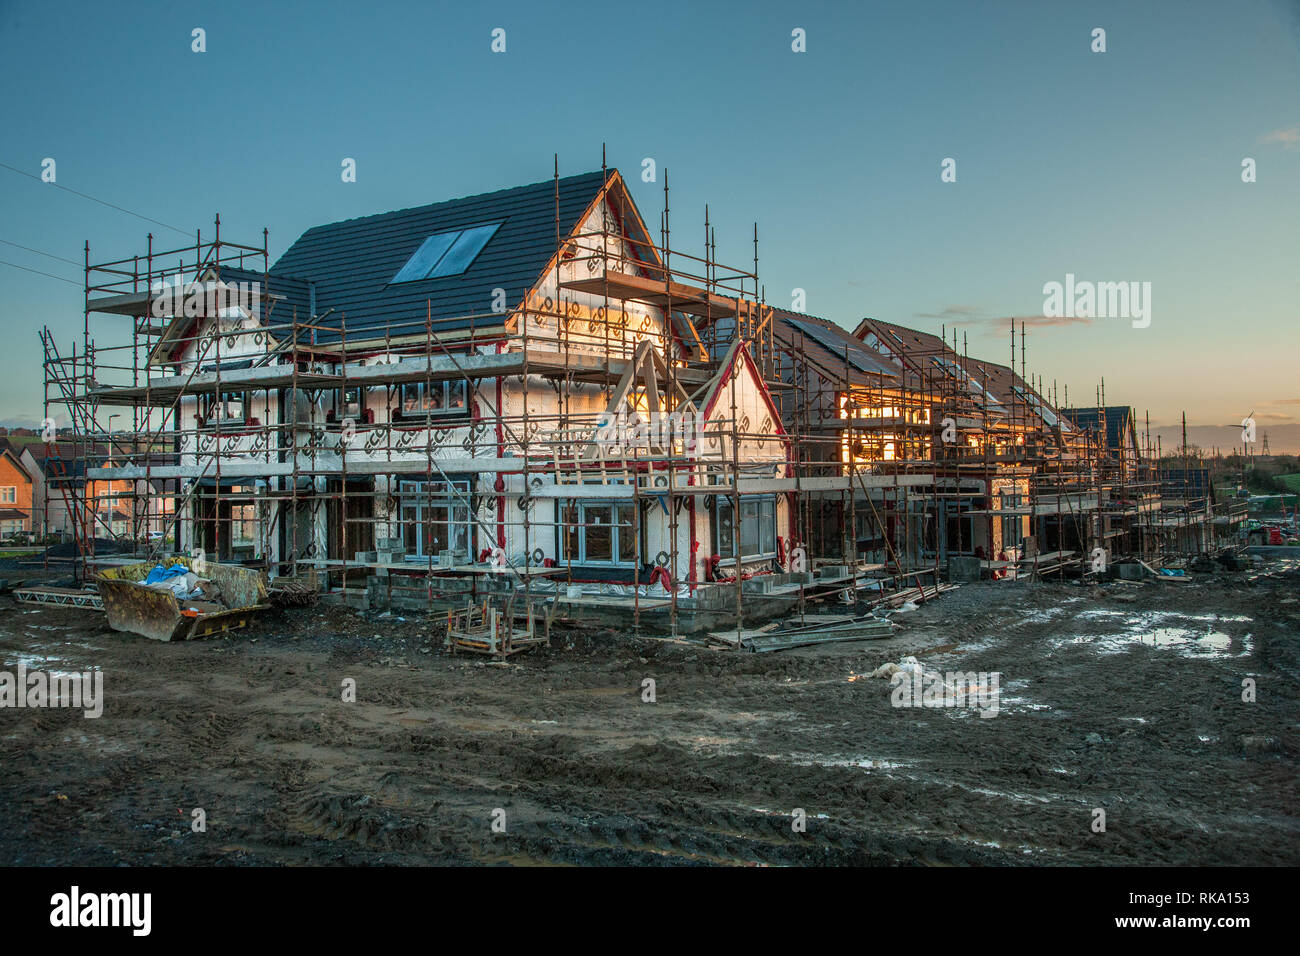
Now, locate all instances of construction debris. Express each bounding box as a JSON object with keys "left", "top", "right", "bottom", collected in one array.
[{"left": 95, "top": 558, "right": 269, "bottom": 642}]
